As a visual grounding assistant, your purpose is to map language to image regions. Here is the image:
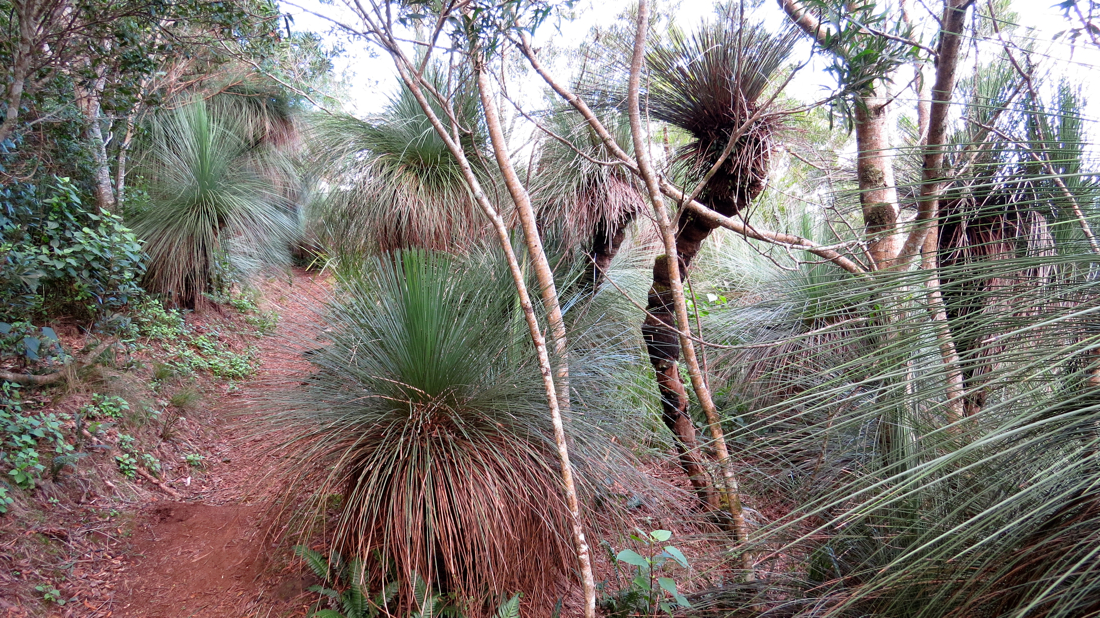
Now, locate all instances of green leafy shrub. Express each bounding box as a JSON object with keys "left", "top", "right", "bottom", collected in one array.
[
  {"left": 0, "top": 382, "right": 72, "bottom": 491},
  {"left": 115, "top": 453, "right": 137, "bottom": 478},
  {"left": 0, "top": 485, "right": 13, "bottom": 514},
  {"left": 35, "top": 583, "right": 64, "bottom": 605},
  {"left": 0, "top": 177, "right": 144, "bottom": 327},
  {"left": 184, "top": 453, "right": 204, "bottom": 468},
  {"left": 140, "top": 452, "right": 161, "bottom": 476},
  {"left": 81, "top": 394, "right": 130, "bottom": 420},
  {"left": 599, "top": 530, "right": 691, "bottom": 617},
  {"left": 131, "top": 298, "right": 187, "bottom": 341},
  {"left": 0, "top": 321, "right": 65, "bottom": 367}
]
